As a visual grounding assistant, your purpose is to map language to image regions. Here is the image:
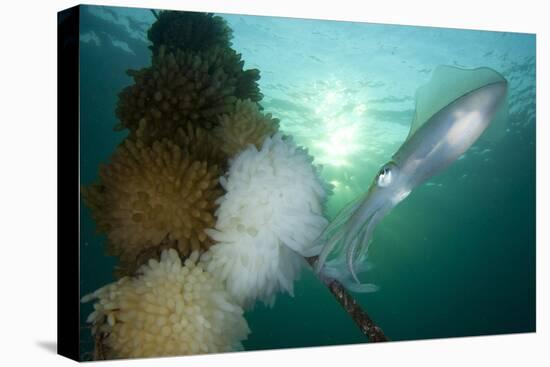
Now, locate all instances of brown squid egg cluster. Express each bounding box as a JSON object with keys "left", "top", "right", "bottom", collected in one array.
[
  {"left": 81, "top": 137, "right": 222, "bottom": 277},
  {"left": 147, "top": 11, "right": 234, "bottom": 56},
  {"left": 136, "top": 118, "right": 227, "bottom": 169},
  {"left": 116, "top": 45, "right": 253, "bottom": 140},
  {"left": 214, "top": 99, "right": 280, "bottom": 157}
]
